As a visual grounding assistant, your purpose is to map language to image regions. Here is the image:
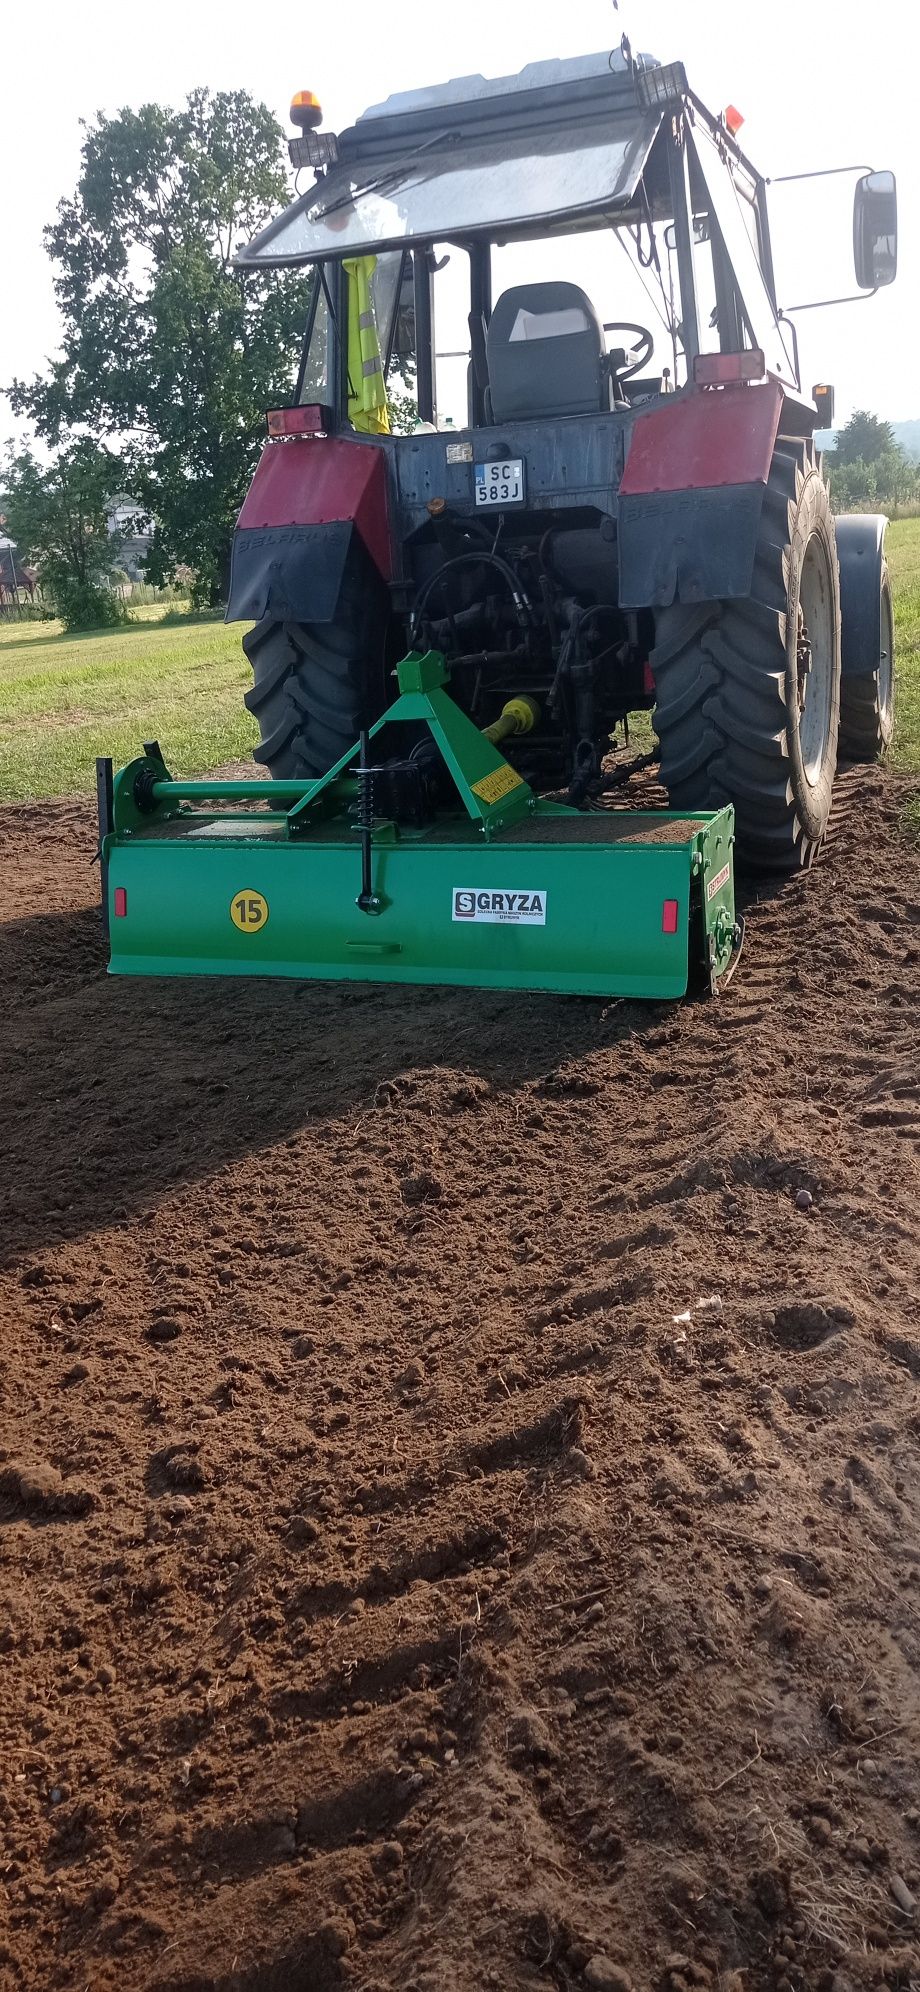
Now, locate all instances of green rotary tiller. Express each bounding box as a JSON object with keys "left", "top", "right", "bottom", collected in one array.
[{"left": 97, "top": 650, "right": 741, "bottom": 1000}]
